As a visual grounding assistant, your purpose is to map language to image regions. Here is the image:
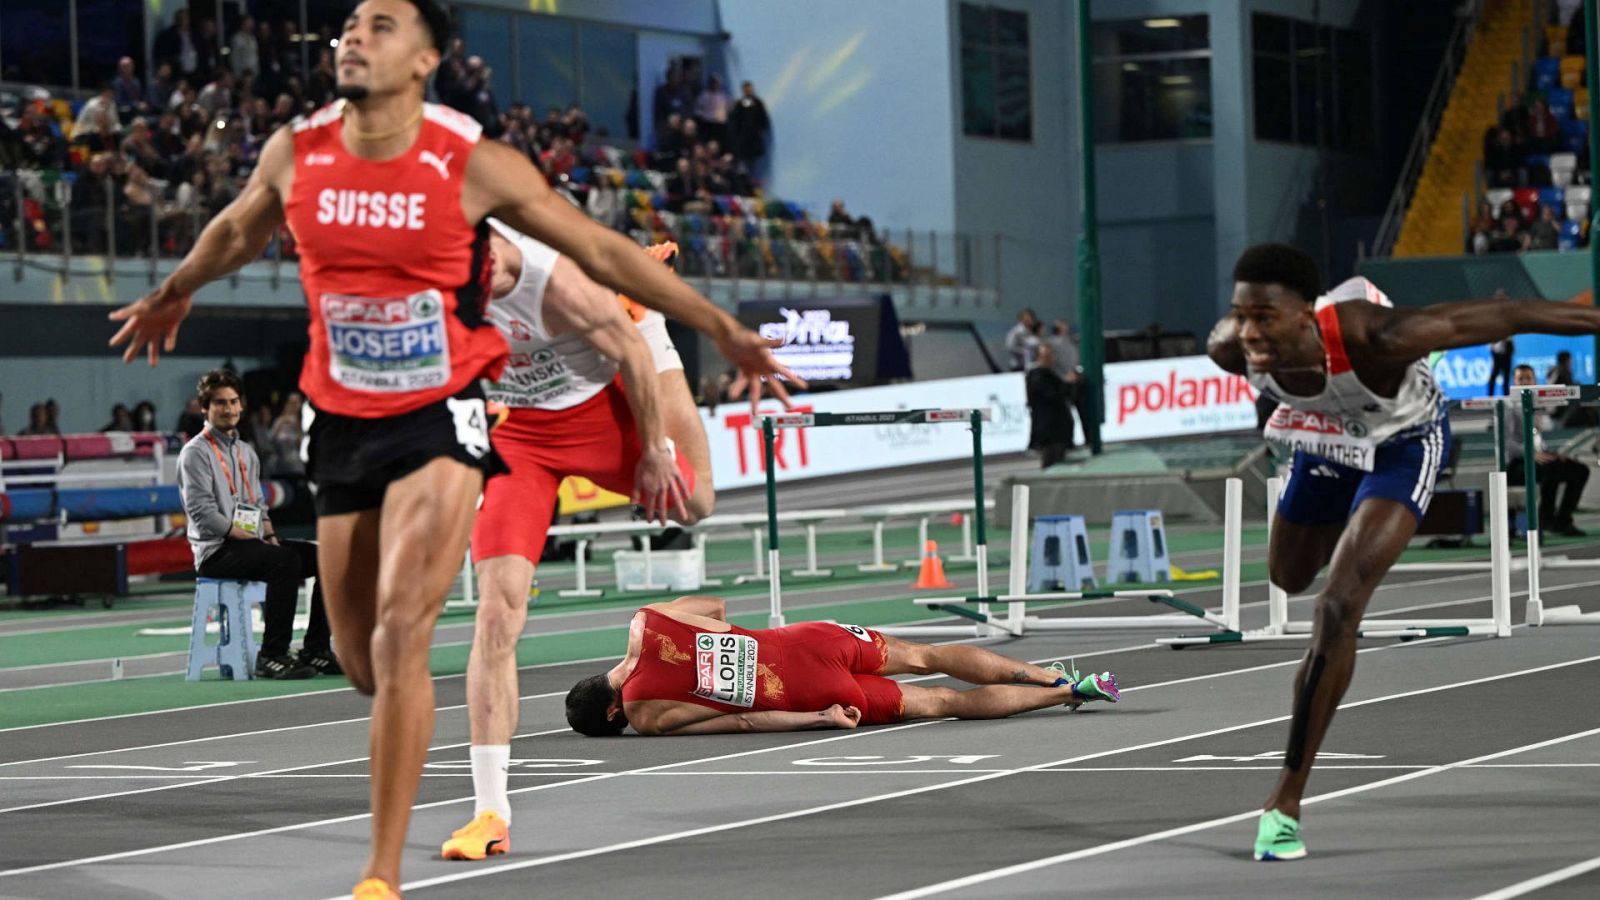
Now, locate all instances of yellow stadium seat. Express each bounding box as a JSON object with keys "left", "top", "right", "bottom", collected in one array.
[{"left": 1547, "top": 25, "right": 1568, "bottom": 53}]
